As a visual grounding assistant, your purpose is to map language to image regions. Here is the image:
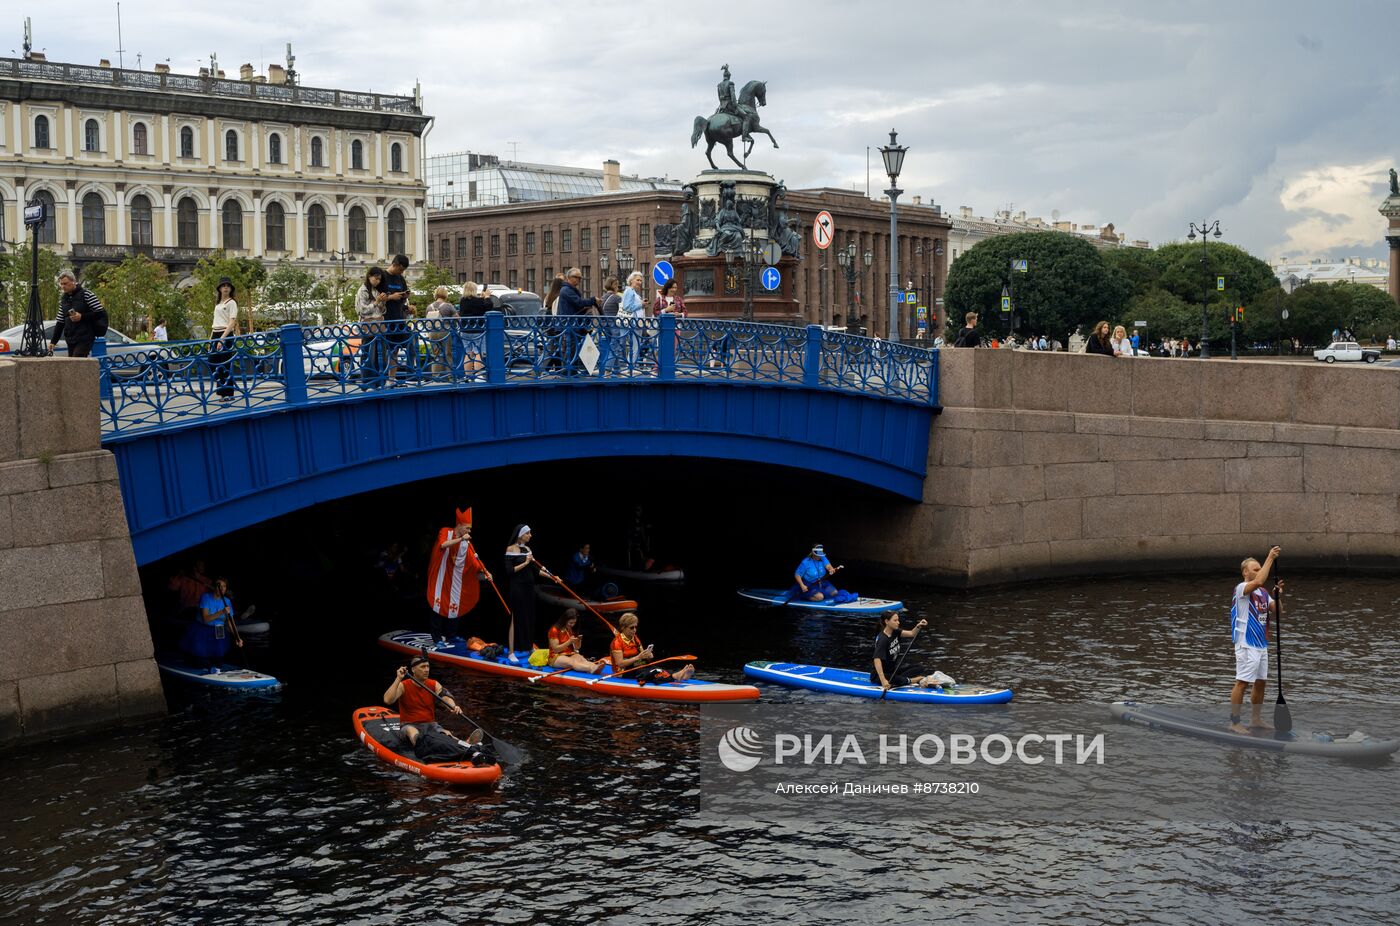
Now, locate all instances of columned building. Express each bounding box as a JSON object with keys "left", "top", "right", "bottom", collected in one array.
[{"left": 0, "top": 53, "right": 430, "bottom": 278}]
